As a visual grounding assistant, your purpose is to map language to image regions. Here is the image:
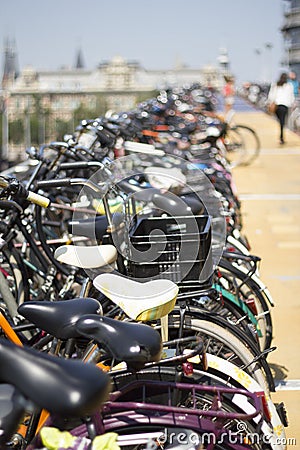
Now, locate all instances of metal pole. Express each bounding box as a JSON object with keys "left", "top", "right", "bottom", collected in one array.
[
  {"left": 24, "top": 96, "right": 31, "bottom": 148},
  {"left": 1, "top": 91, "right": 9, "bottom": 167}
]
